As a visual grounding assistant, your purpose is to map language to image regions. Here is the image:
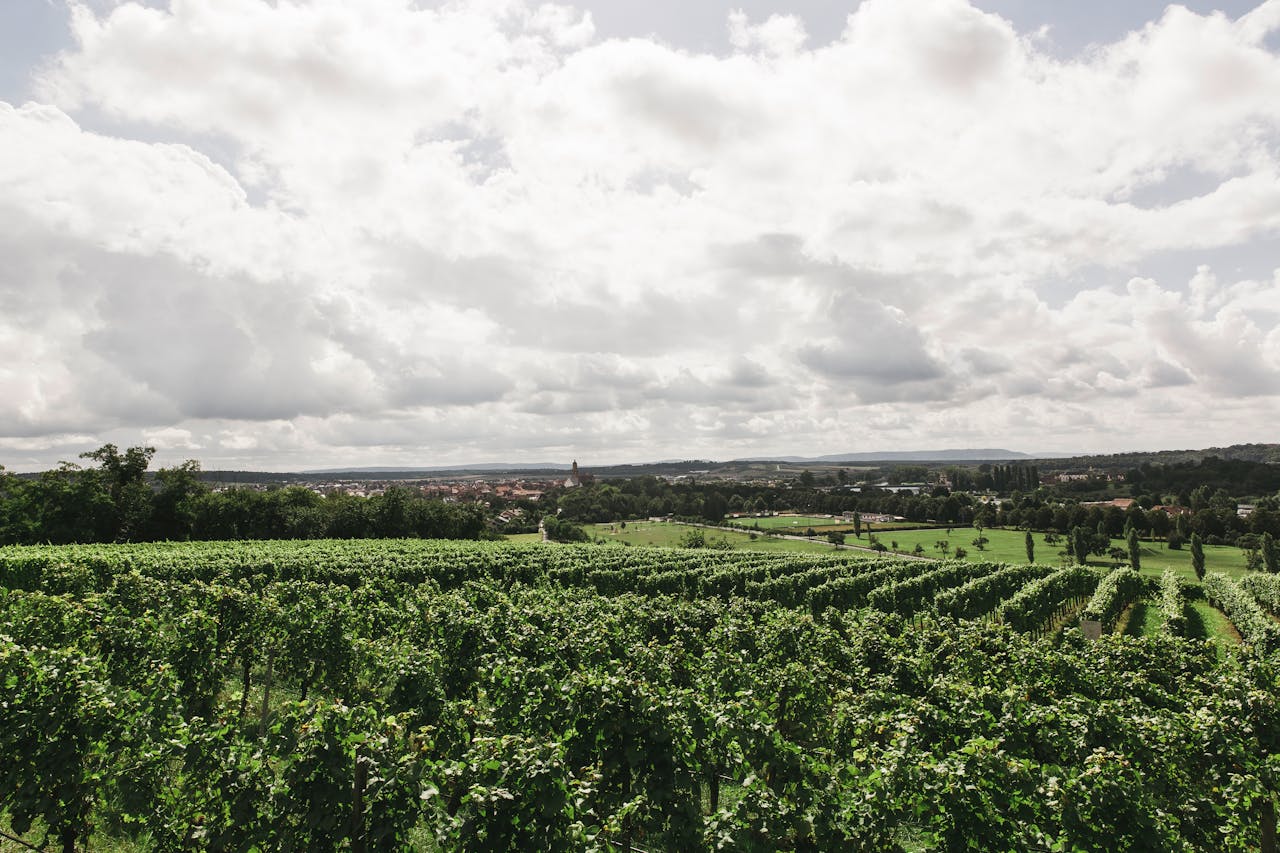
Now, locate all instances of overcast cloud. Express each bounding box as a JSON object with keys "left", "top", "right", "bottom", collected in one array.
[{"left": 1, "top": 0, "right": 1279, "bottom": 471}]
